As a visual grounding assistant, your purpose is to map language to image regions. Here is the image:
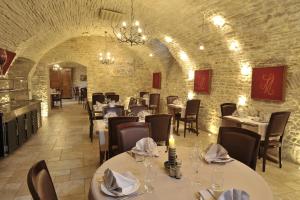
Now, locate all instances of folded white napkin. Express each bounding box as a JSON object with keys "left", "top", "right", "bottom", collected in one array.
[
  {"left": 108, "top": 101, "right": 116, "bottom": 107},
  {"left": 94, "top": 102, "right": 107, "bottom": 111},
  {"left": 204, "top": 144, "right": 234, "bottom": 163},
  {"left": 137, "top": 110, "right": 151, "bottom": 120},
  {"left": 103, "top": 169, "right": 137, "bottom": 195},
  {"left": 104, "top": 112, "right": 118, "bottom": 123},
  {"left": 131, "top": 137, "right": 159, "bottom": 157},
  {"left": 218, "top": 188, "right": 249, "bottom": 200}
]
